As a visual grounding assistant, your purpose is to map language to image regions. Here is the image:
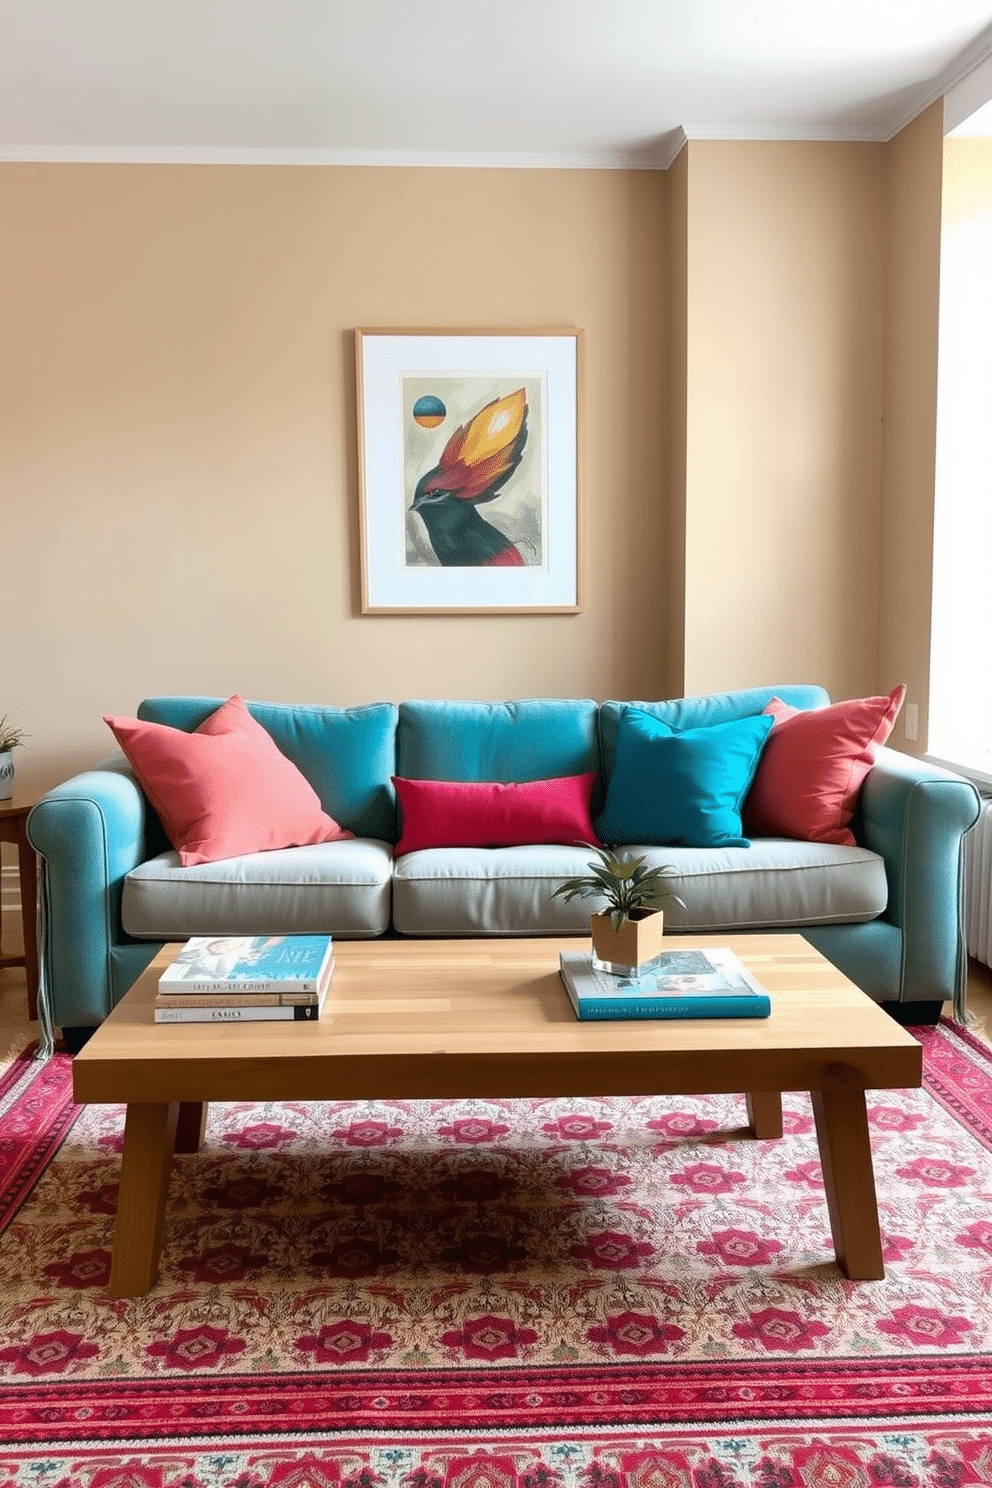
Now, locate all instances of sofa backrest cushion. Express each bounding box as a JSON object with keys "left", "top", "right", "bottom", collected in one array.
[
  {"left": 597, "top": 685, "right": 829, "bottom": 790},
  {"left": 137, "top": 697, "right": 399, "bottom": 842},
  {"left": 397, "top": 700, "right": 601, "bottom": 807}
]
